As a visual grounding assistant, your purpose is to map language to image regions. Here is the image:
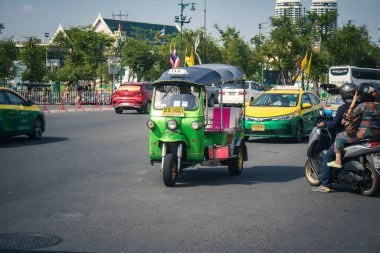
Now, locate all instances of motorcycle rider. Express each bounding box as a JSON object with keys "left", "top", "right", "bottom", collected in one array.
[
  {"left": 312, "top": 83, "right": 357, "bottom": 193},
  {"left": 328, "top": 83, "right": 380, "bottom": 169}
]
